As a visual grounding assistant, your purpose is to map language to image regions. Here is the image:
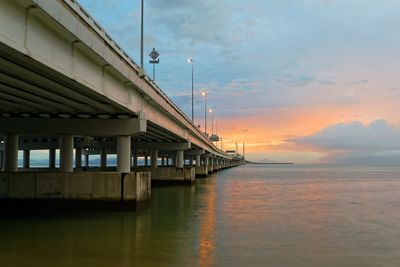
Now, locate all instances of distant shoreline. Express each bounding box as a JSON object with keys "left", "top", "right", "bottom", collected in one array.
[{"left": 246, "top": 162, "right": 294, "bottom": 165}]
